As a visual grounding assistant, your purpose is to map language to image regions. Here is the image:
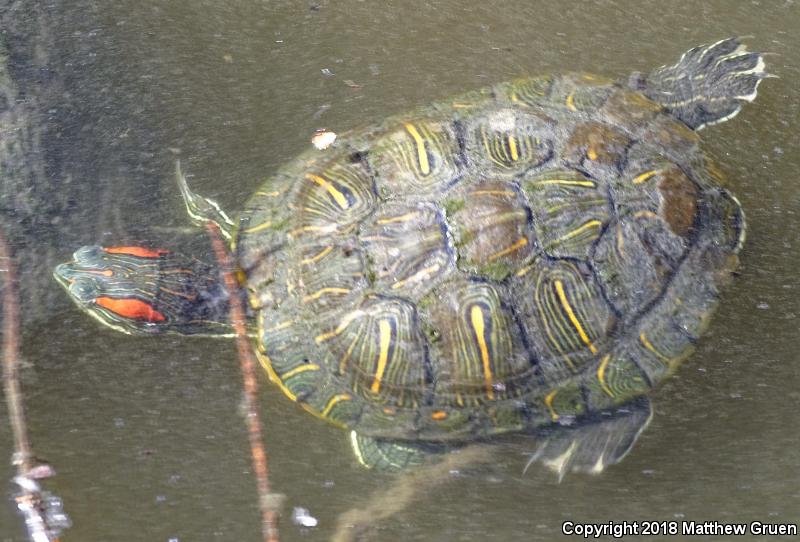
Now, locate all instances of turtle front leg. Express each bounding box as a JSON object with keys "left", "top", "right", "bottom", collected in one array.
[
  {"left": 175, "top": 161, "right": 236, "bottom": 240},
  {"left": 54, "top": 245, "right": 235, "bottom": 337}
]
